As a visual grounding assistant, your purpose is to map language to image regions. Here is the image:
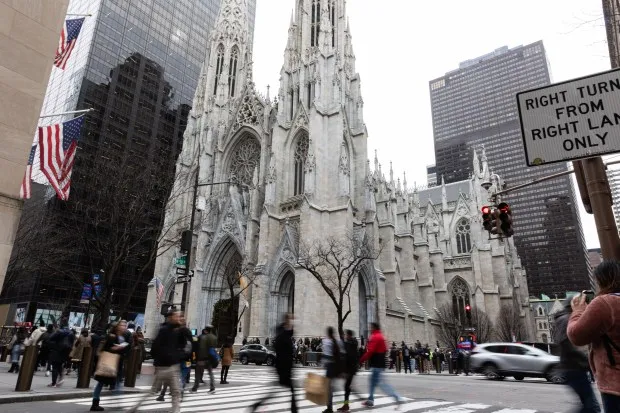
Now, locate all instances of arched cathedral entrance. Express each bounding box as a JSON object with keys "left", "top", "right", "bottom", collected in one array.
[{"left": 277, "top": 271, "right": 295, "bottom": 322}]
